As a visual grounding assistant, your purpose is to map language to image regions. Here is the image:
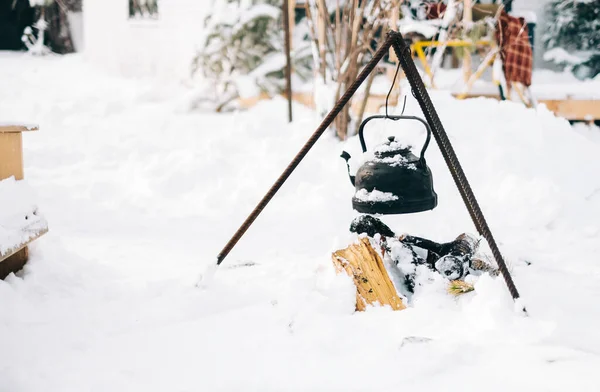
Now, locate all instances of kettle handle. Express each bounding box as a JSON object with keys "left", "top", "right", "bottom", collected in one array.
[{"left": 358, "top": 115, "right": 432, "bottom": 167}]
